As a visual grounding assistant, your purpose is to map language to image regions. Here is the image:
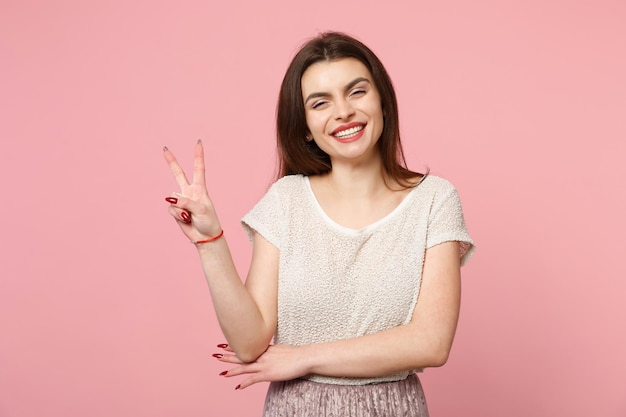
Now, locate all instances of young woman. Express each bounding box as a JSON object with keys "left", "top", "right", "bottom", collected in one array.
[{"left": 164, "top": 32, "right": 474, "bottom": 417}]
